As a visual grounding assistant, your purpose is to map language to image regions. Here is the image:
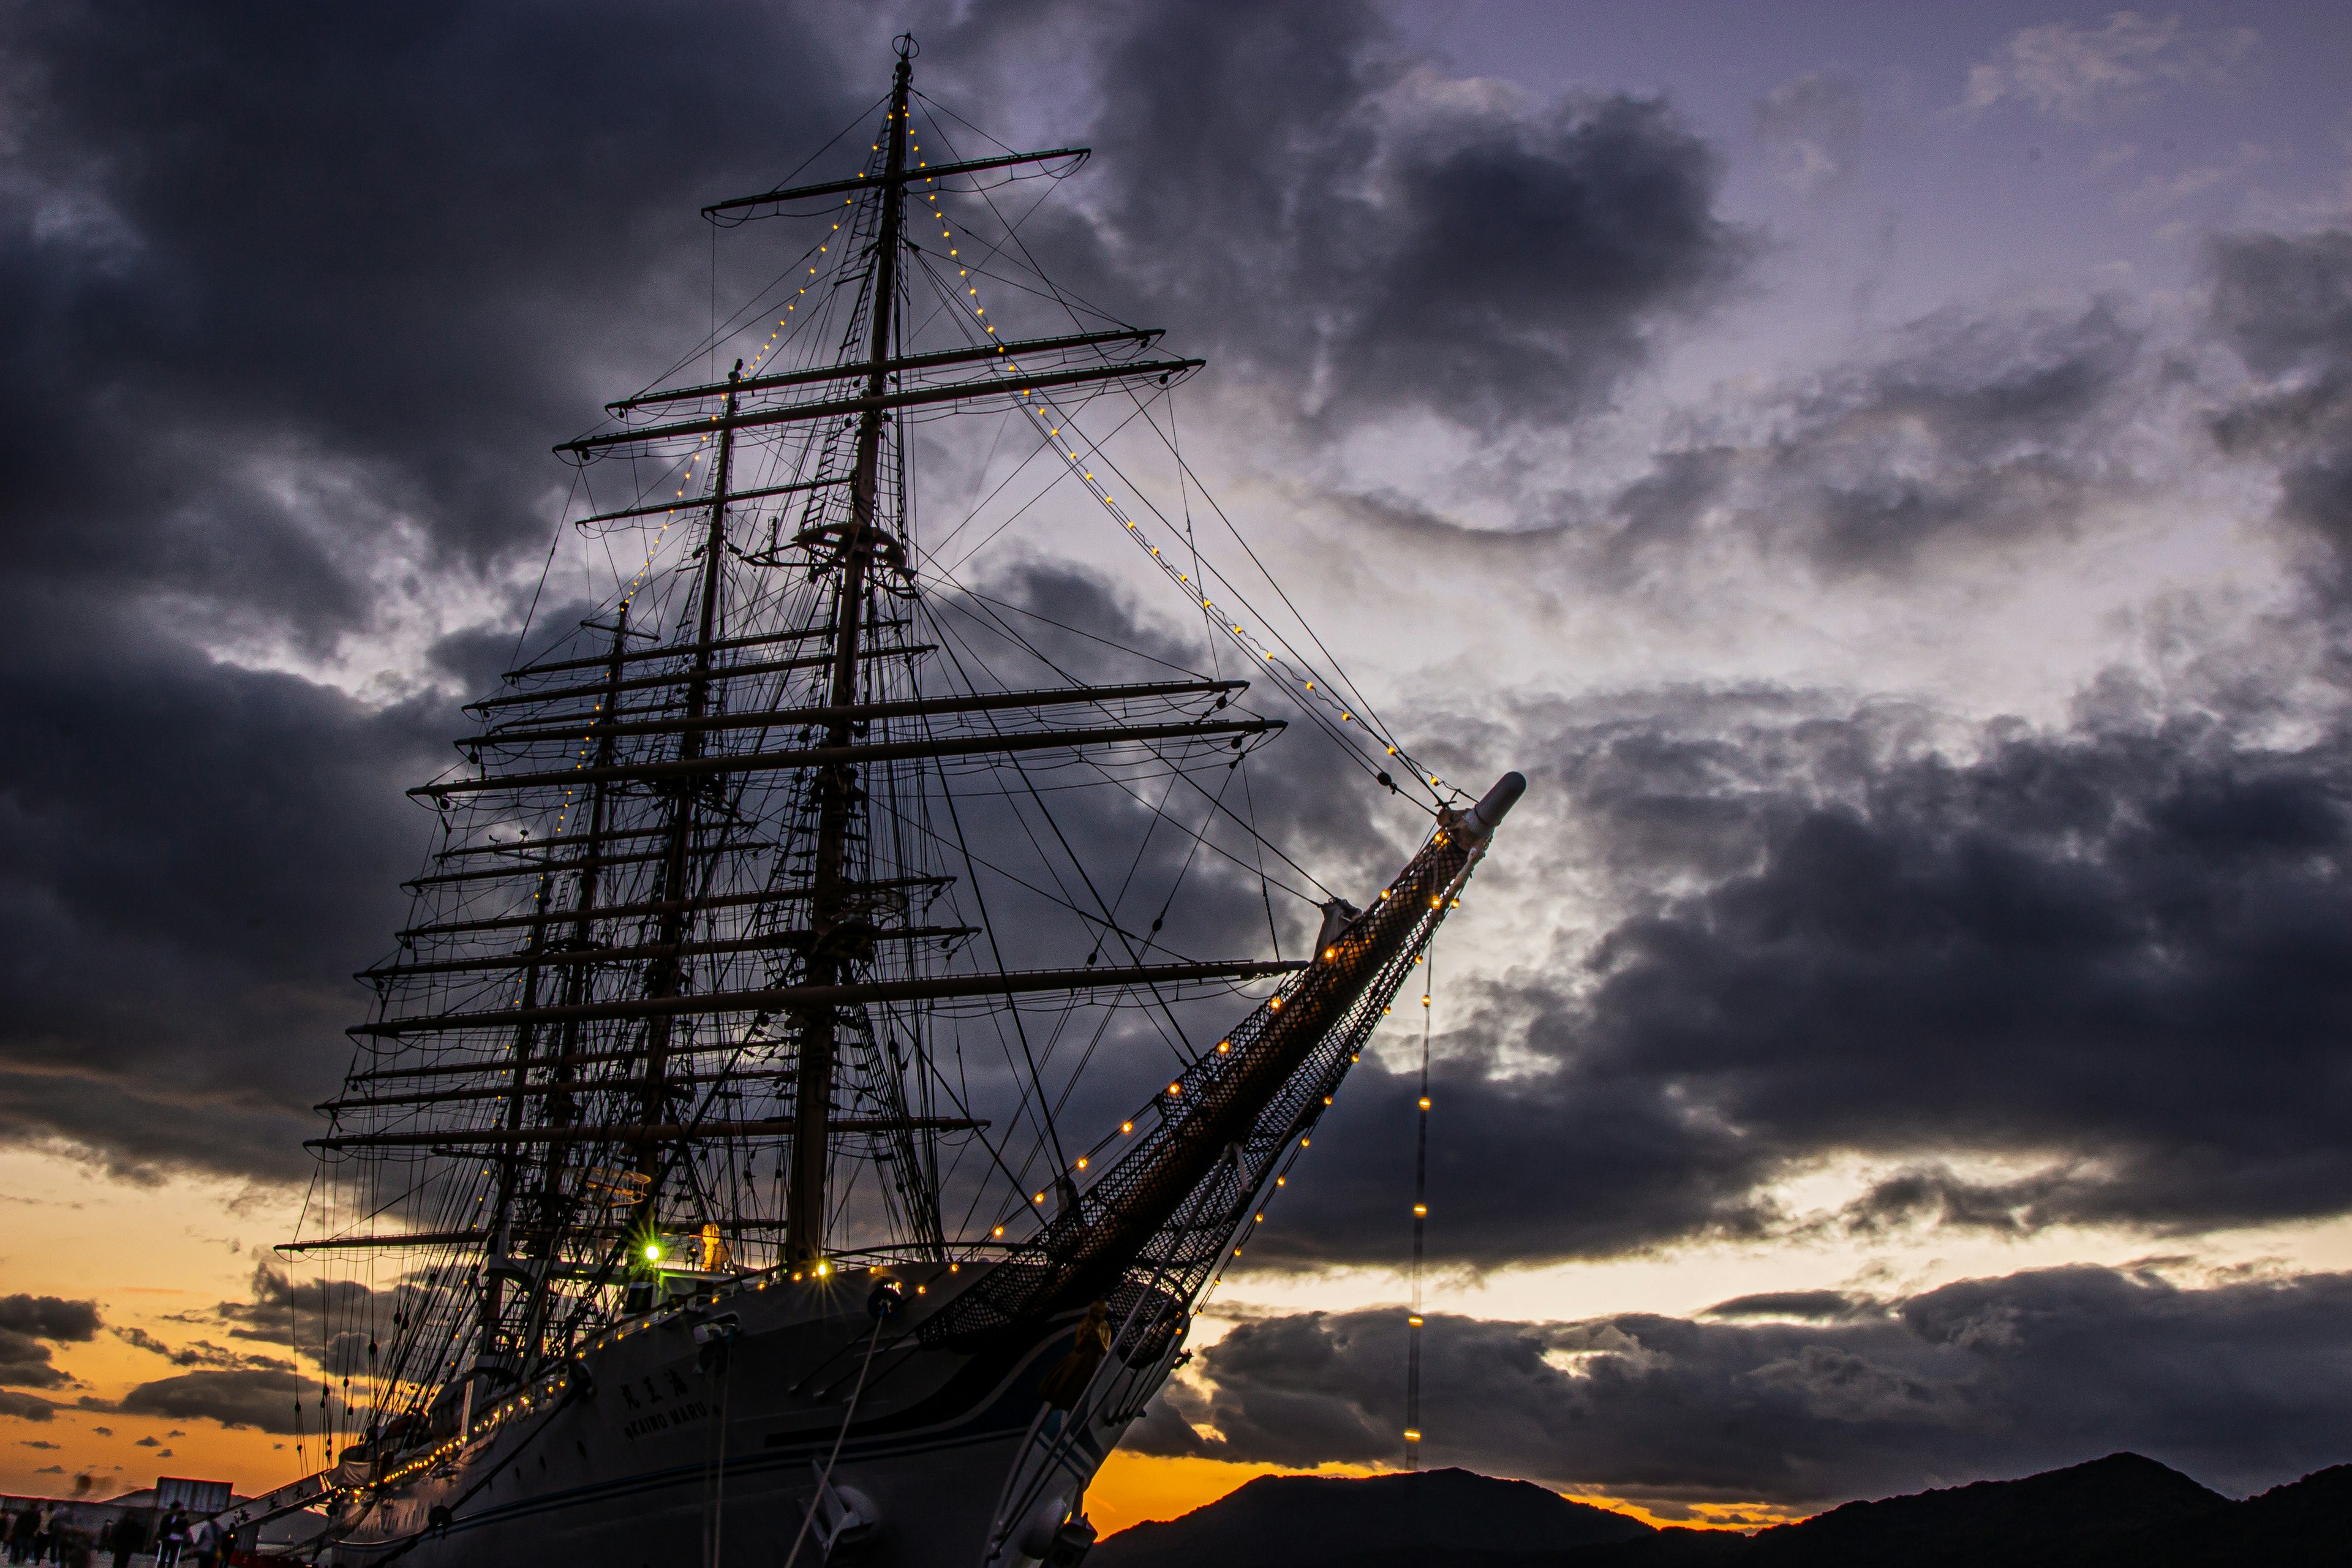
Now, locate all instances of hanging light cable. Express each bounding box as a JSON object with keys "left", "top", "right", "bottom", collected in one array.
[{"left": 1406, "top": 938, "right": 1433, "bottom": 1469}]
